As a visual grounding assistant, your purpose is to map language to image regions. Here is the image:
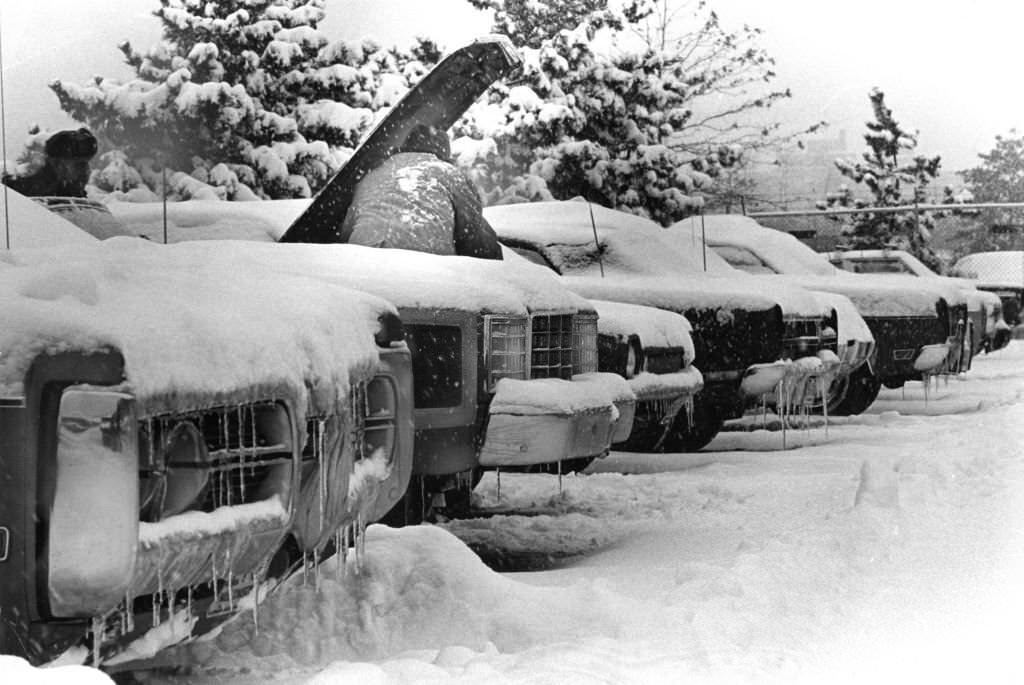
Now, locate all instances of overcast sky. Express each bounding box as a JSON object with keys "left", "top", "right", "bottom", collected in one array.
[{"left": 2, "top": 0, "right": 1021, "bottom": 172}]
